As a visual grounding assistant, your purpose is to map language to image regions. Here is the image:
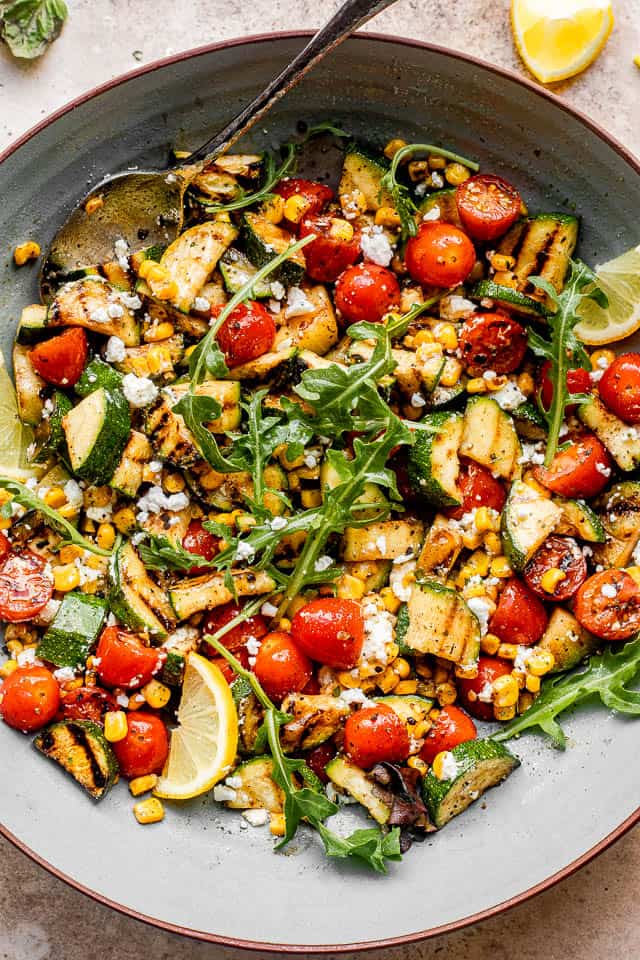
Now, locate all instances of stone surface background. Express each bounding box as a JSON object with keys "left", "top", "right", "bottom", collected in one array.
[{"left": 1, "top": 1, "right": 639, "bottom": 956}]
